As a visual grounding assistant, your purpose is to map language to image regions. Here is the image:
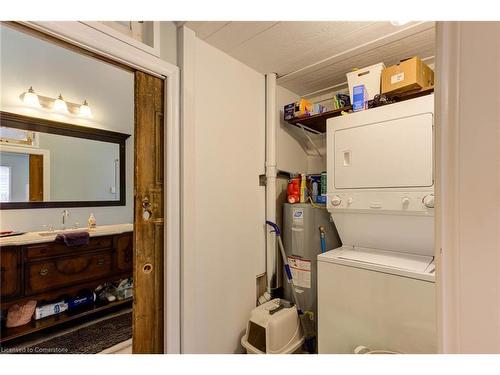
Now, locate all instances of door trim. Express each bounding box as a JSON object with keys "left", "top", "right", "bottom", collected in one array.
[
  {"left": 435, "top": 21, "right": 461, "bottom": 354},
  {"left": 15, "top": 21, "right": 181, "bottom": 353}
]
